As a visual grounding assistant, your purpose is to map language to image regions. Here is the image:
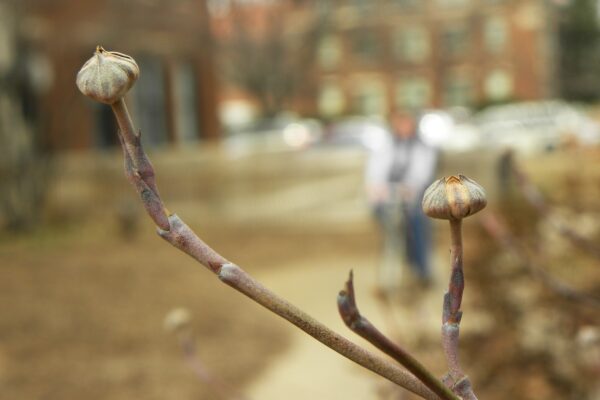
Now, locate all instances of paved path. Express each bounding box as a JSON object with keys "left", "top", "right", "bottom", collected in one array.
[
  {"left": 245, "top": 255, "right": 451, "bottom": 400},
  {"left": 246, "top": 258, "right": 380, "bottom": 399}
]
